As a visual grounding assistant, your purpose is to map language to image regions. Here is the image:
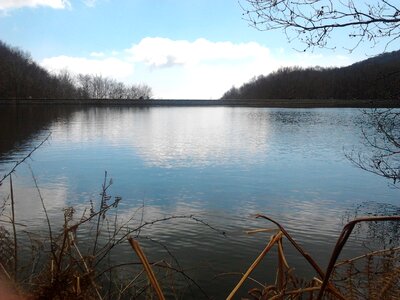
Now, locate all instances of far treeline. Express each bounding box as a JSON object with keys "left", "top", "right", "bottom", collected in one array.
[
  {"left": 222, "top": 51, "right": 400, "bottom": 101},
  {"left": 0, "top": 40, "right": 152, "bottom": 100}
]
